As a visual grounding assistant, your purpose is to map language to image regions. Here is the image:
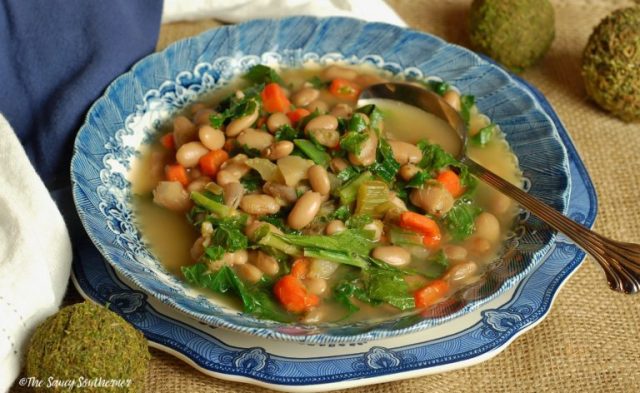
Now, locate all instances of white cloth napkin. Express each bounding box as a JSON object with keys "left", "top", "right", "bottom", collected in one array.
[
  {"left": 162, "top": 0, "right": 406, "bottom": 26},
  {"left": 0, "top": 114, "right": 72, "bottom": 392}
]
